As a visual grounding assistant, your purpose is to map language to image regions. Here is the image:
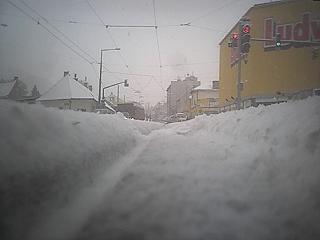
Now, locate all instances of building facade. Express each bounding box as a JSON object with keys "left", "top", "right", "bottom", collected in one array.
[
  {"left": 151, "top": 101, "right": 167, "bottom": 122},
  {"left": 116, "top": 102, "right": 145, "bottom": 120},
  {"left": 190, "top": 82, "right": 219, "bottom": 118},
  {"left": 219, "top": 0, "right": 320, "bottom": 107},
  {"left": 38, "top": 72, "right": 97, "bottom": 112},
  {"left": 166, "top": 75, "right": 200, "bottom": 117}
]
